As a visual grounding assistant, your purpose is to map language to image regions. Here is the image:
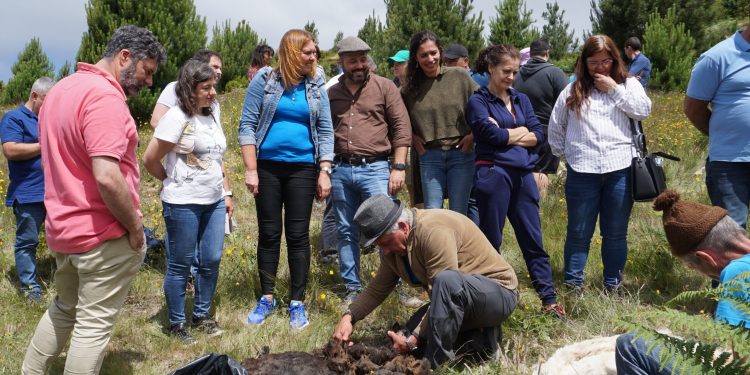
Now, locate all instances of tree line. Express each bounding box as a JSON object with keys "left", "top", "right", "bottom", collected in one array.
[{"left": 2, "top": 0, "right": 747, "bottom": 121}]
